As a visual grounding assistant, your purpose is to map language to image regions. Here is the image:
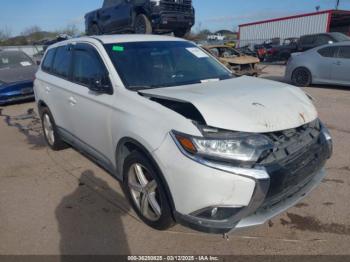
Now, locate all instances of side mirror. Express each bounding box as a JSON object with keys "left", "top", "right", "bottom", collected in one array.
[{"left": 89, "top": 74, "right": 113, "bottom": 95}]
